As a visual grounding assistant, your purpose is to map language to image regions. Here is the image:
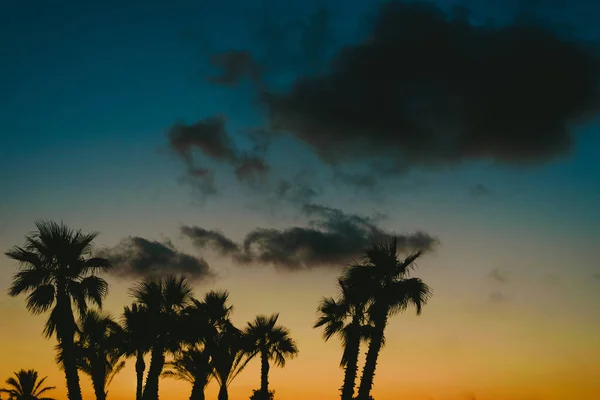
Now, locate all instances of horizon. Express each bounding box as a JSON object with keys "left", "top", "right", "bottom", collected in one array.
[{"left": 1, "top": 0, "right": 600, "bottom": 400}]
